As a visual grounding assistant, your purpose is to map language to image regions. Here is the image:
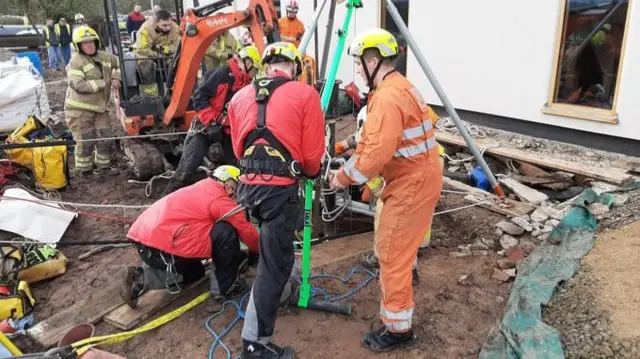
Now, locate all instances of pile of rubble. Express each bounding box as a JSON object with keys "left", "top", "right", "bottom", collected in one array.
[{"left": 0, "top": 48, "right": 15, "bottom": 62}]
